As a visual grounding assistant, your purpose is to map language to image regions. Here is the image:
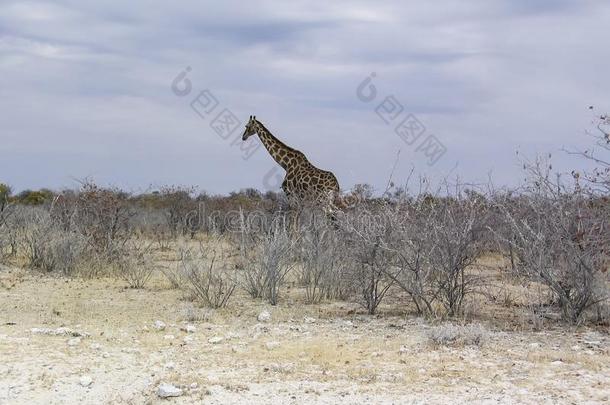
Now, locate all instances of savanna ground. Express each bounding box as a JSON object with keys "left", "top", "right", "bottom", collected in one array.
[{"left": 0, "top": 243, "right": 608, "bottom": 405}]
